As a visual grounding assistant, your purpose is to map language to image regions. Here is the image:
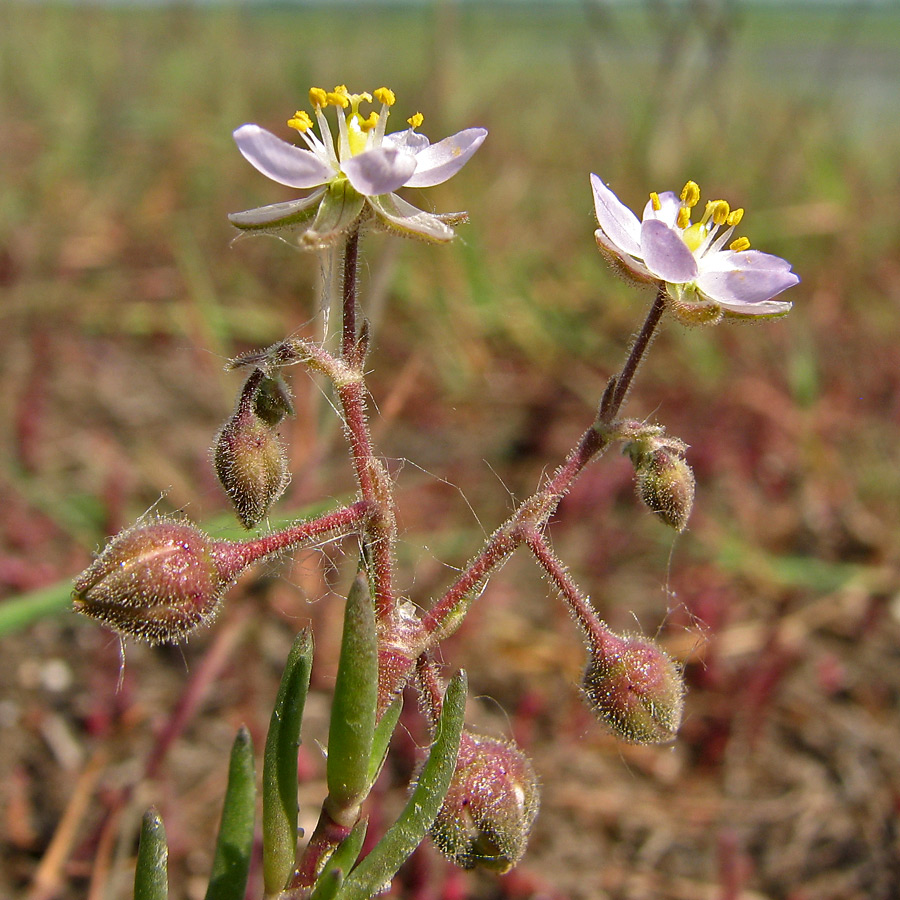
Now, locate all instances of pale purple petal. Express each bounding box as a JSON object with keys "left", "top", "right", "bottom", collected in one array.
[
  {"left": 403, "top": 127, "right": 487, "bottom": 188},
  {"left": 384, "top": 129, "right": 431, "bottom": 155},
  {"left": 696, "top": 249, "right": 799, "bottom": 306},
  {"left": 590, "top": 175, "right": 642, "bottom": 258},
  {"left": 642, "top": 191, "right": 680, "bottom": 227},
  {"left": 641, "top": 219, "right": 698, "bottom": 283},
  {"left": 594, "top": 229, "right": 653, "bottom": 281},
  {"left": 369, "top": 193, "right": 456, "bottom": 243},
  {"left": 342, "top": 146, "right": 417, "bottom": 196},
  {"left": 233, "top": 124, "right": 333, "bottom": 189}
]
